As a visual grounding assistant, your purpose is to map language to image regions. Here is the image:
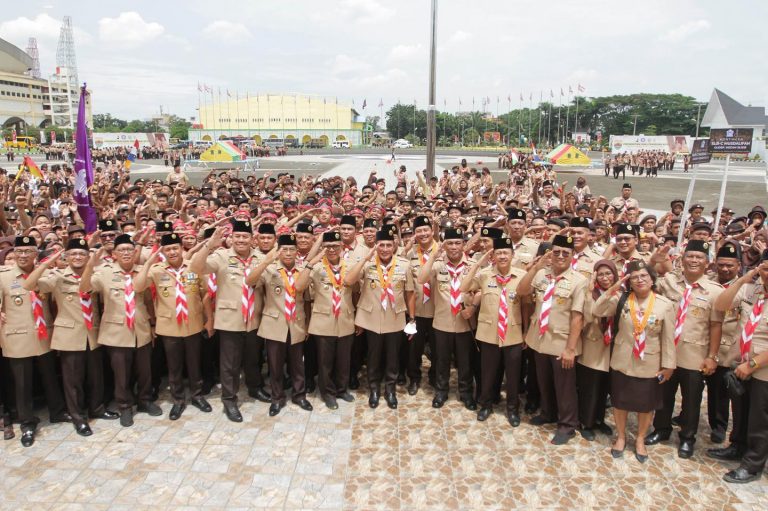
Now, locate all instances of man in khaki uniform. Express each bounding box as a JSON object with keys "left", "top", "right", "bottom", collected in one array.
[
  {"left": 246, "top": 234, "right": 313, "bottom": 416},
  {"left": 610, "top": 223, "right": 651, "bottom": 276},
  {"left": 23, "top": 238, "right": 117, "bottom": 437},
  {"left": 419, "top": 228, "right": 476, "bottom": 410},
  {"left": 0, "top": 236, "right": 68, "bottom": 447},
  {"left": 81, "top": 234, "right": 160, "bottom": 427},
  {"left": 461, "top": 237, "right": 527, "bottom": 424},
  {"left": 404, "top": 215, "right": 437, "bottom": 395},
  {"left": 569, "top": 217, "right": 599, "bottom": 279},
  {"left": 645, "top": 240, "right": 724, "bottom": 458},
  {"left": 507, "top": 208, "right": 540, "bottom": 270},
  {"left": 296, "top": 231, "right": 356, "bottom": 409},
  {"left": 345, "top": 226, "right": 415, "bottom": 410},
  {"left": 189, "top": 220, "right": 269, "bottom": 422},
  {"left": 339, "top": 215, "right": 367, "bottom": 264},
  {"left": 349, "top": 218, "right": 379, "bottom": 389},
  {"left": 519, "top": 234, "right": 587, "bottom": 445},
  {"left": 135, "top": 233, "right": 212, "bottom": 421}
]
